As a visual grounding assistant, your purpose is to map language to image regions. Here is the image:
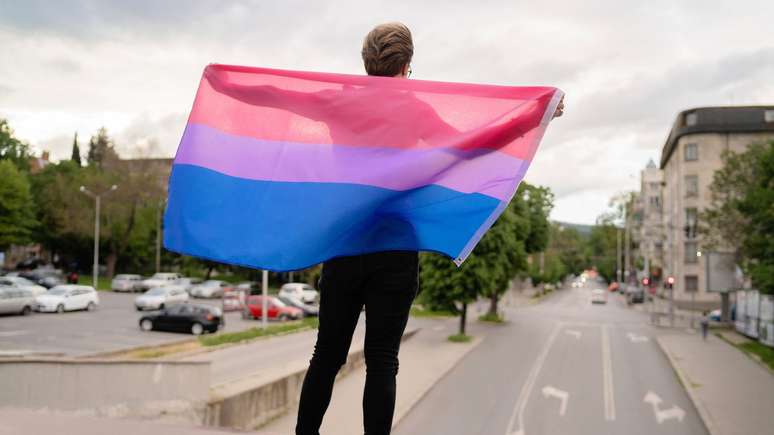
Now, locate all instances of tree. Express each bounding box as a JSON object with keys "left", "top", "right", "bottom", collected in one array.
[
  {"left": 86, "top": 127, "right": 119, "bottom": 169},
  {"left": 521, "top": 183, "right": 553, "bottom": 254},
  {"left": 0, "top": 160, "right": 37, "bottom": 250},
  {"left": 701, "top": 140, "right": 774, "bottom": 294},
  {"left": 0, "top": 119, "right": 31, "bottom": 171},
  {"left": 71, "top": 132, "right": 82, "bottom": 166}
]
